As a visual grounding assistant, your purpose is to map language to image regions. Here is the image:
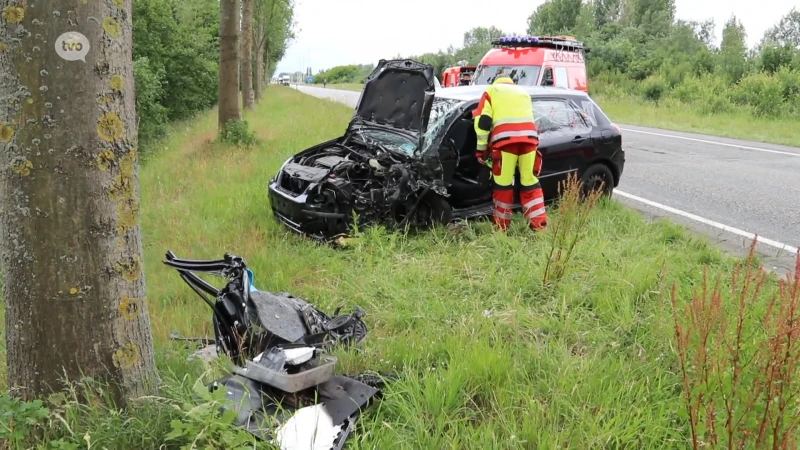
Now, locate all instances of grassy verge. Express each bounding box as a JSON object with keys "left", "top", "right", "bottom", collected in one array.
[
  {"left": 2, "top": 86, "right": 793, "bottom": 448},
  {"left": 594, "top": 93, "right": 800, "bottom": 147},
  {"left": 325, "top": 82, "right": 363, "bottom": 91}
]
